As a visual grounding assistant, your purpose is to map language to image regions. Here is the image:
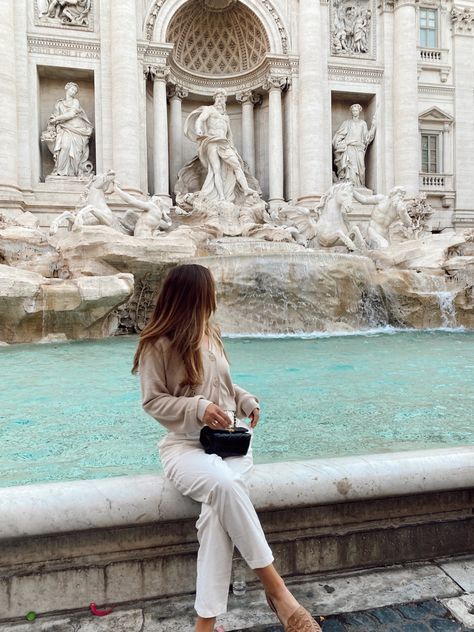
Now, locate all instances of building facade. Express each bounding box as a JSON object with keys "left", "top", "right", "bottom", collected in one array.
[{"left": 1, "top": 0, "right": 473, "bottom": 229}]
